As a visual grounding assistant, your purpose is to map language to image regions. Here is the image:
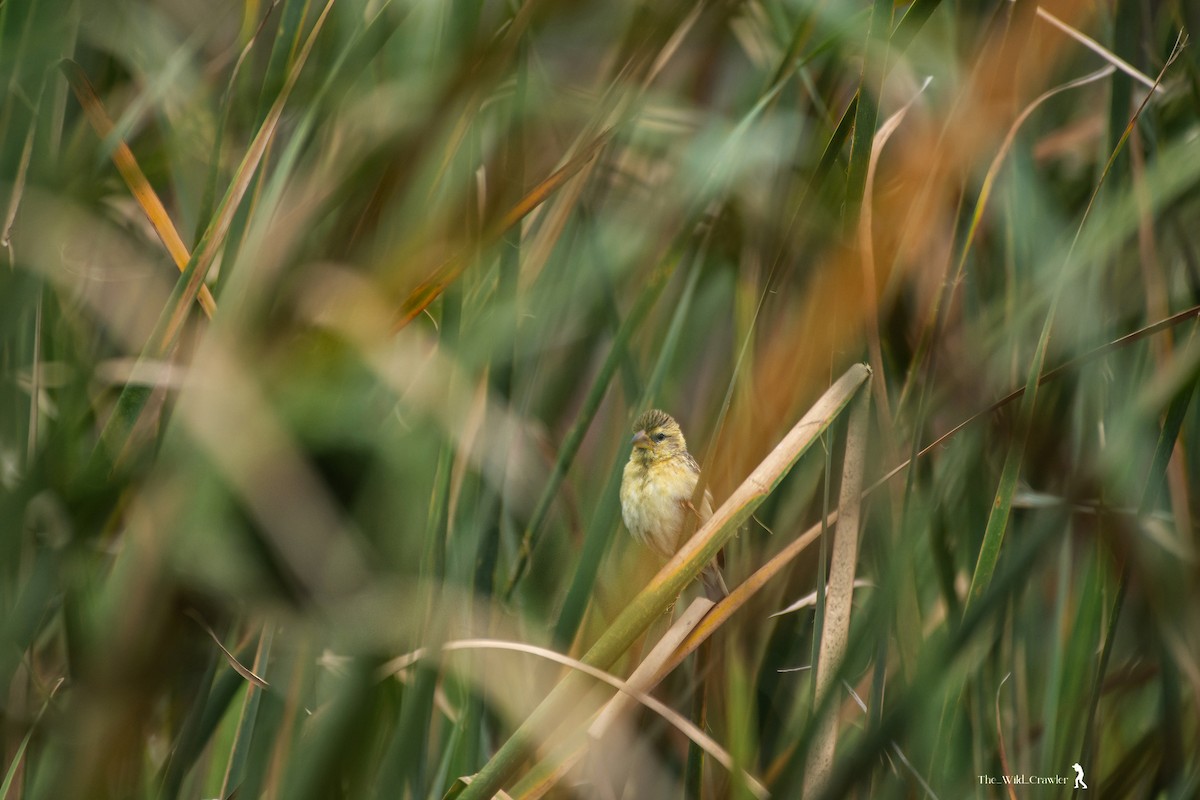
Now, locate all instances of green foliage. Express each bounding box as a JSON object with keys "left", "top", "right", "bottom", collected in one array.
[{"left": 2, "top": 1, "right": 1199, "bottom": 798}]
